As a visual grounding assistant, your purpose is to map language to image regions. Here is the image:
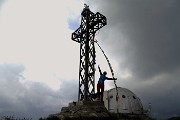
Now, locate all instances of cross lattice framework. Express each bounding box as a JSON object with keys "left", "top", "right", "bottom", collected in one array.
[{"left": 72, "top": 6, "right": 106, "bottom": 101}]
